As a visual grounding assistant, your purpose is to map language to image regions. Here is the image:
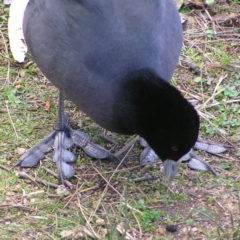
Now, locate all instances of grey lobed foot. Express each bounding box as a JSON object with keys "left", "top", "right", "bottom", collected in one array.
[
  {"left": 139, "top": 138, "right": 232, "bottom": 176},
  {"left": 15, "top": 123, "right": 119, "bottom": 183}
]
